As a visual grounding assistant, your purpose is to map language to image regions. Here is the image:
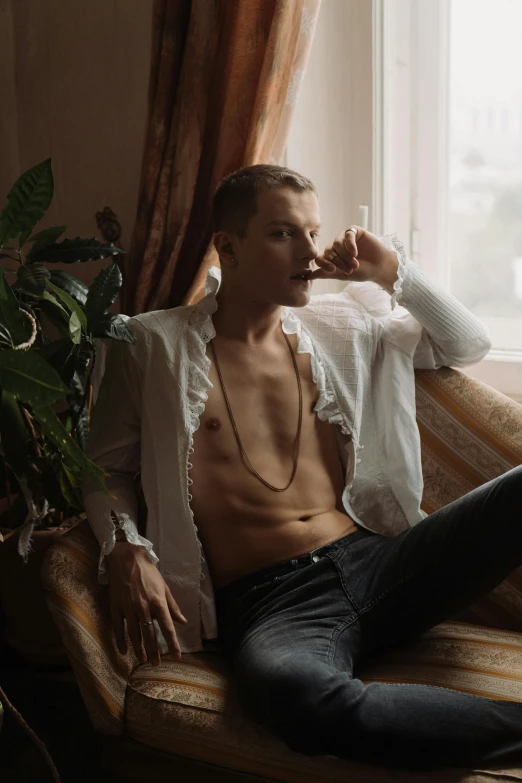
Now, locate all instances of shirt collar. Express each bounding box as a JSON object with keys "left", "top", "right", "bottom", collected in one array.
[
  {"left": 192, "top": 264, "right": 293, "bottom": 340},
  {"left": 204, "top": 265, "right": 221, "bottom": 297}
]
